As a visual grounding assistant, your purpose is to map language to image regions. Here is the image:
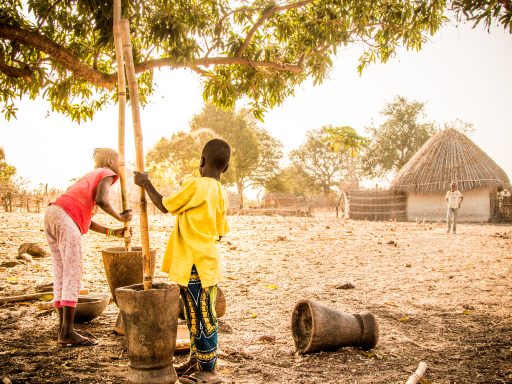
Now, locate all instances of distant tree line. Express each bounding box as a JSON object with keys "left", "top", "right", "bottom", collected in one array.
[
  {"left": 145, "top": 96, "right": 472, "bottom": 208},
  {"left": 0, "top": 95, "right": 474, "bottom": 211}
]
